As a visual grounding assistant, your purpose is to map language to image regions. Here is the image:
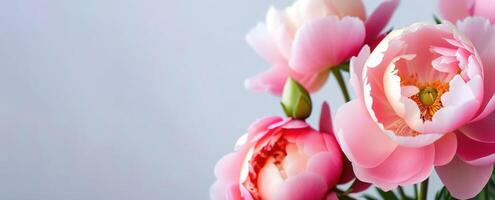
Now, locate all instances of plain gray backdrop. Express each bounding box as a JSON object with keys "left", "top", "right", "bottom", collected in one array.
[{"left": 0, "top": 0, "right": 443, "bottom": 199}]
